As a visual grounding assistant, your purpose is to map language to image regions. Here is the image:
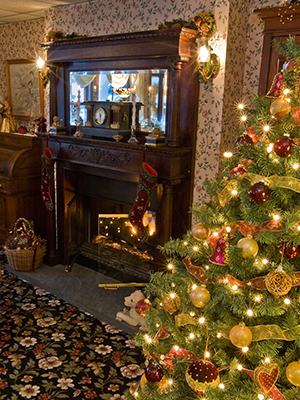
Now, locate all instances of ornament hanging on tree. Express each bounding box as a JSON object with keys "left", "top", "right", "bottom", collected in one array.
[
  {"left": 292, "top": 107, "right": 300, "bottom": 126},
  {"left": 135, "top": 298, "right": 152, "bottom": 317},
  {"left": 286, "top": 361, "right": 300, "bottom": 387},
  {"left": 270, "top": 97, "right": 291, "bottom": 120},
  {"left": 190, "top": 285, "right": 211, "bottom": 308},
  {"left": 145, "top": 362, "right": 164, "bottom": 383},
  {"left": 265, "top": 264, "right": 293, "bottom": 297},
  {"left": 273, "top": 135, "right": 294, "bottom": 158},
  {"left": 230, "top": 164, "right": 247, "bottom": 176},
  {"left": 185, "top": 359, "right": 219, "bottom": 393},
  {"left": 209, "top": 234, "right": 229, "bottom": 265},
  {"left": 229, "top": 322, "right": 253, "bottom": 348},
  {"left": 192, "top": 222, "right": 210, "bottom": 241},
  {"left": 266, "top": 72, "right": 284, "bottom": 98},
  {"left": 278, "top": 242, "right": 300, "bottom": 259},
  {"left": 246, "top": 126, "right": 259, "bottom": 142},
  {"left": 161, "top": 293, "right": 181, "bottom": 314},
  {"left": 248, "top": 181, "right": 271, "bottom": 204},
  {"left": 236, "top": 132, "right": 253, "bottom": 146},
  {"left": 253, "top": 364, "right": 280, "bottom": 394},
  {"left": 236, "top": 235, "right": 259, "bottom": 258},
  {"left": 284, "top": 58, "right": 300, "bottom": 71}
]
